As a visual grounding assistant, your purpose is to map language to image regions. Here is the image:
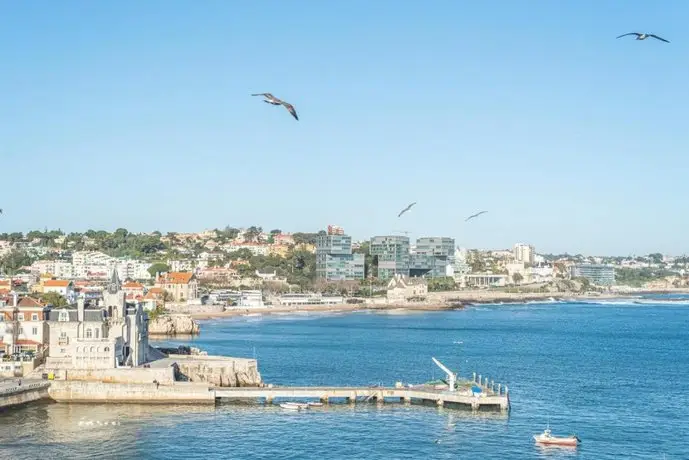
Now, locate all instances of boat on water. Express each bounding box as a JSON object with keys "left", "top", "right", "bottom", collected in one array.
[
  {"left": 281, "top": 402, "right": 310, "bottom": 410},
  {"left": 279, "top": 403, "right": 302, "bottom": 411},
  {"left": 307, "top": 402, "right": 323, "bottom": 407},
  {"left": 533, "top": 428, "right": 581, "bottom": 447}
]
